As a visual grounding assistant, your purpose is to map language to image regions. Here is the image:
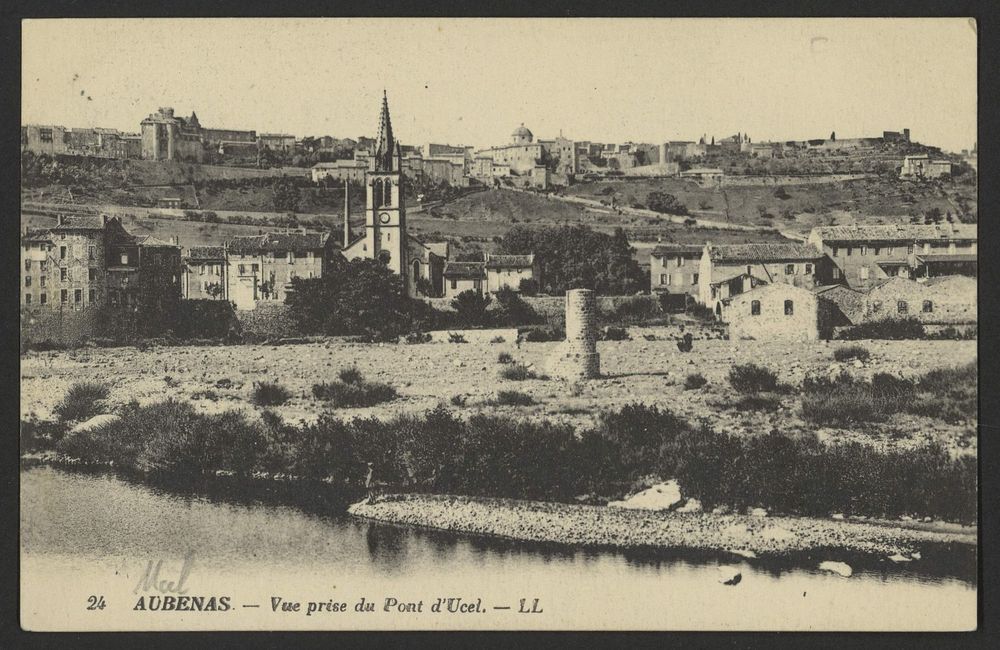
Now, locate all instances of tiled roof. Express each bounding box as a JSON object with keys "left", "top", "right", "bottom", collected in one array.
[
  {"left": 186, "top": 246, "right": 226, "bottom": 261},
  {"left": 915, "top": 254, "right": 978, "bottom": 263},
  {"left": 923, "top": 275, "right": 977, "bottom": 289},
  {"left": 651, "top": 244, "right": 703, "bottom": 257},
  {"left": 22, "top": 230, "right": 53, "bottom": 244},
  {"left": 709, "top": 243, "right": 821, "bottom": 263},
  {"left": 51, "top": 214, "right": 107, "bottom": 231},
  {"left": 226, "top": 232, "right": 329, "bottom": 254},
  {"left": 811, "top": 224, "right": 977, "bottom": 242},
  {"left": 443, "top": 261, "right": 486, "bottom": 279},
  {"left": 485, "top": 254, "right": 534, "bottom": 269}
]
